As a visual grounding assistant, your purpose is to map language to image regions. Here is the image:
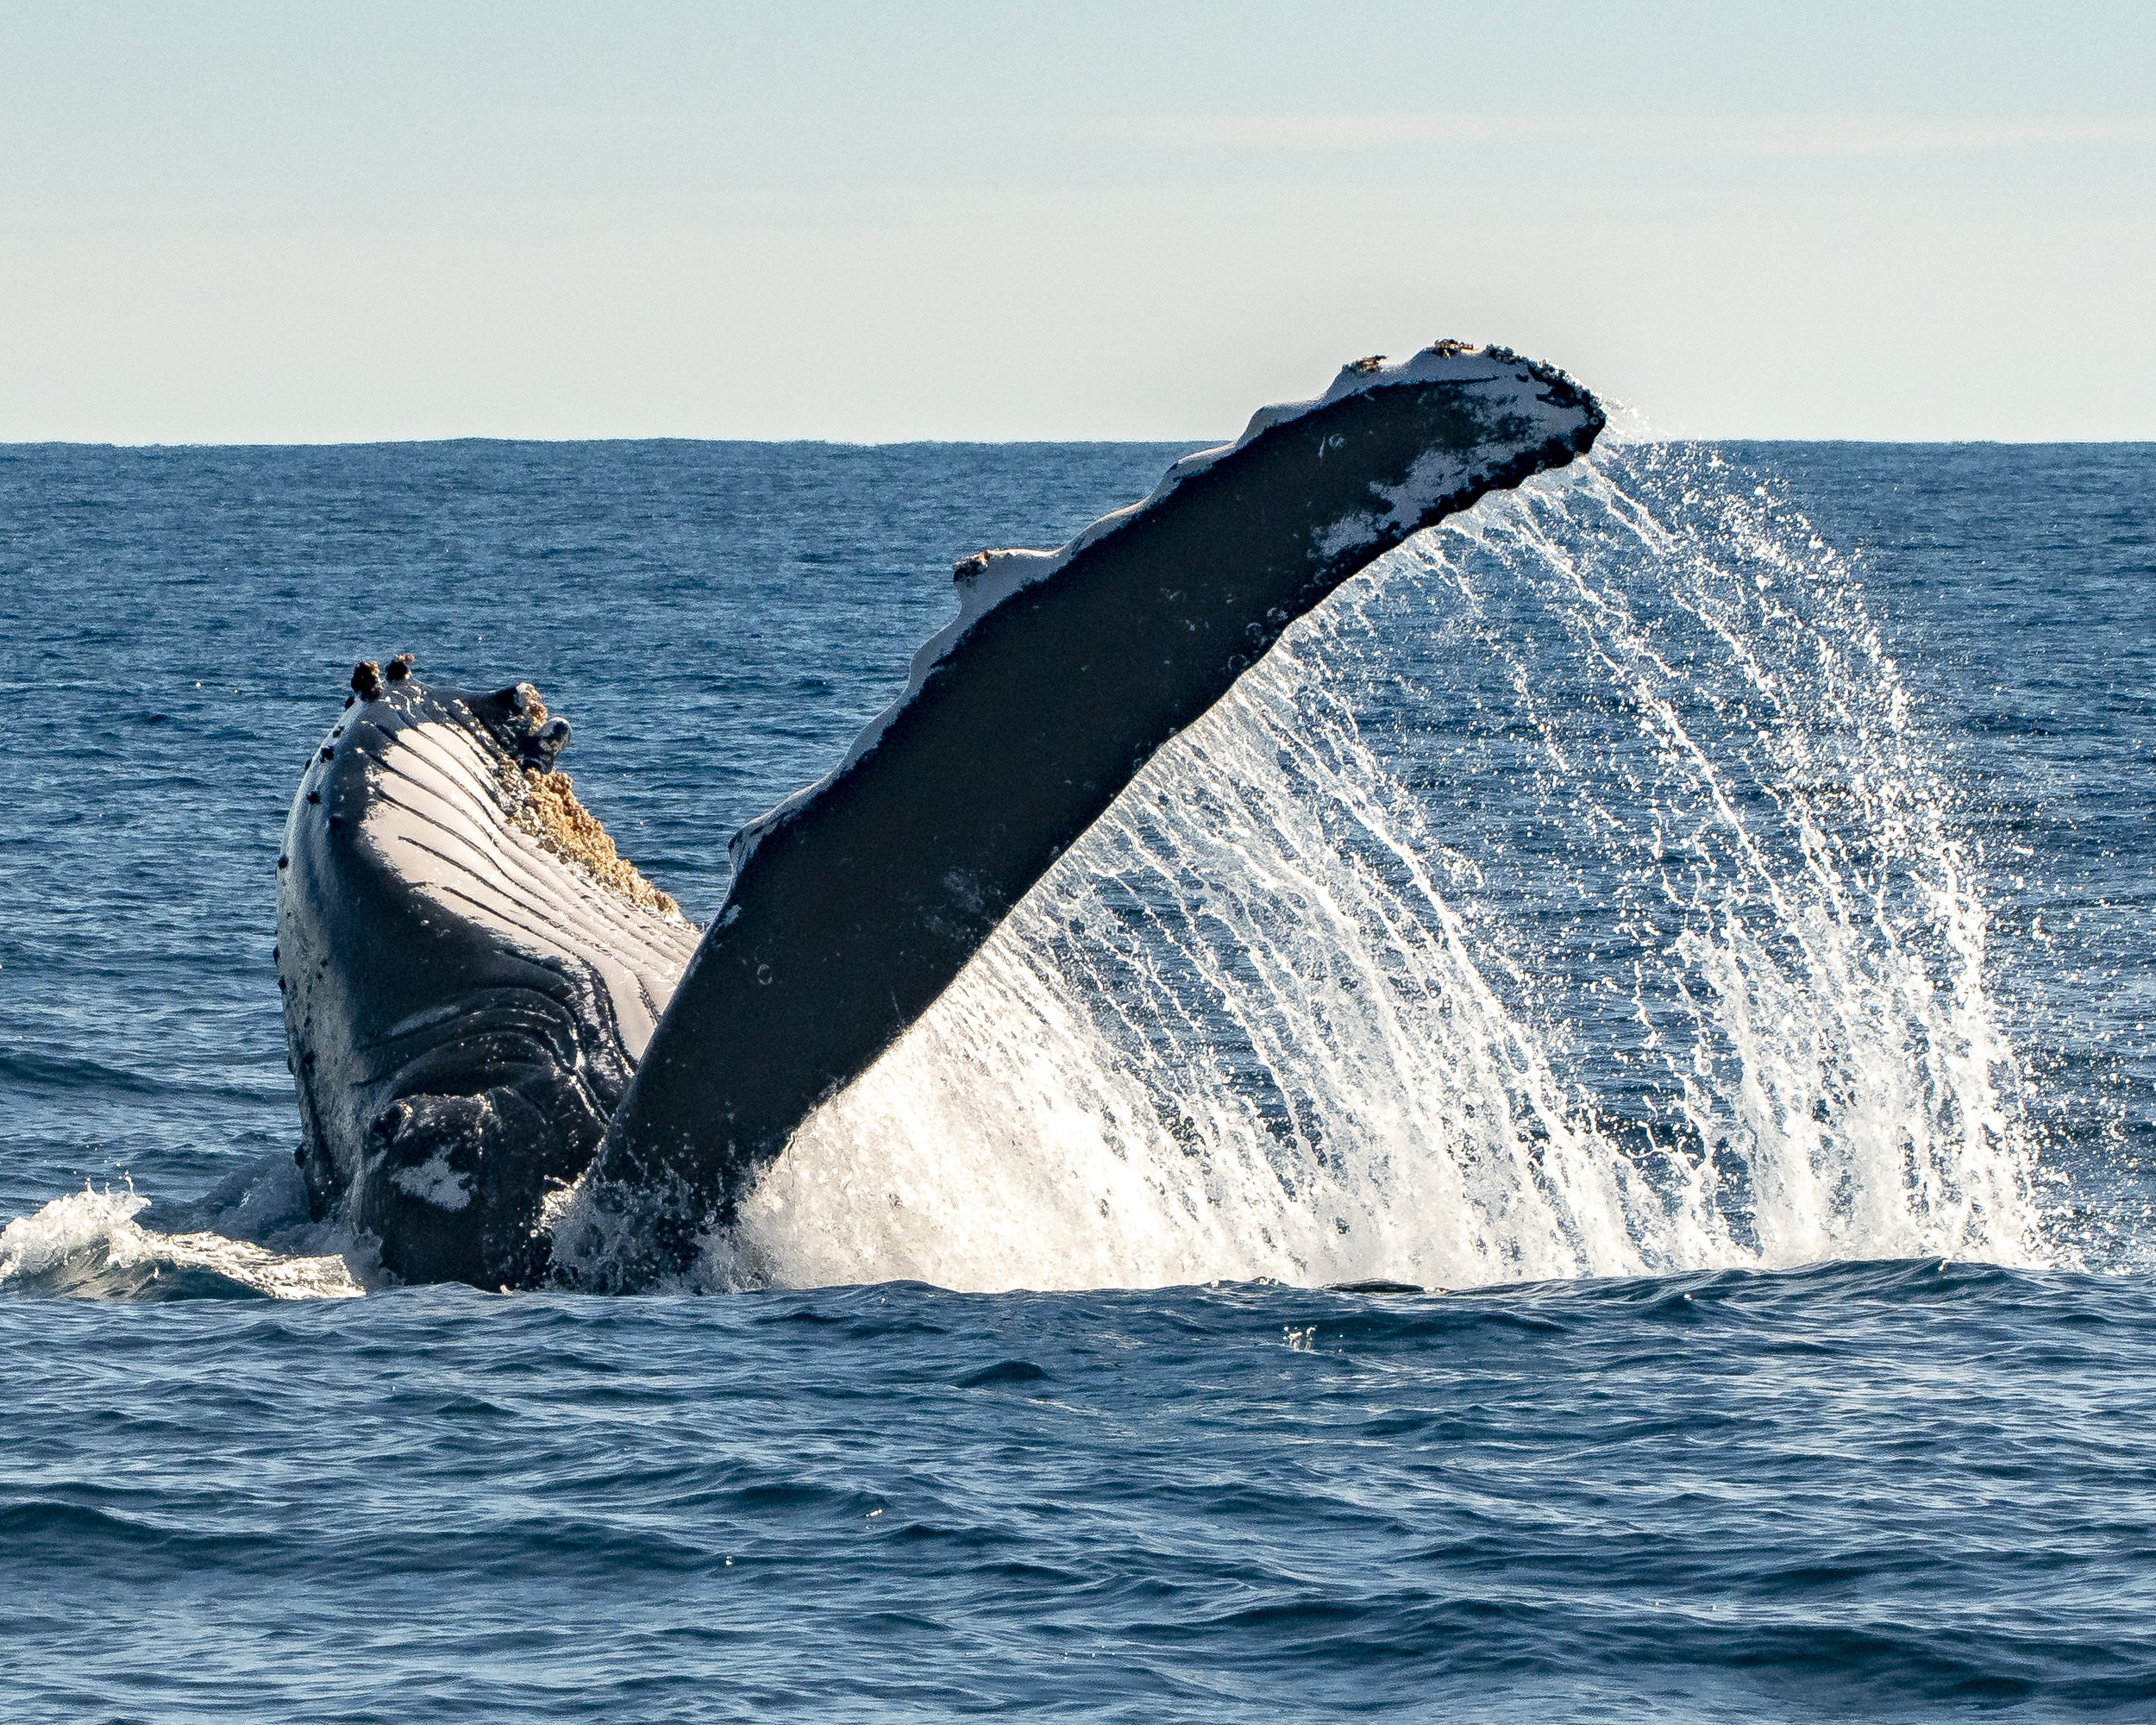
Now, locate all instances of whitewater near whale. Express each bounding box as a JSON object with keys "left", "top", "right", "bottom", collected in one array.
[{"left": 276, "top": 342, "right": 1605, "bottom": 1289}]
